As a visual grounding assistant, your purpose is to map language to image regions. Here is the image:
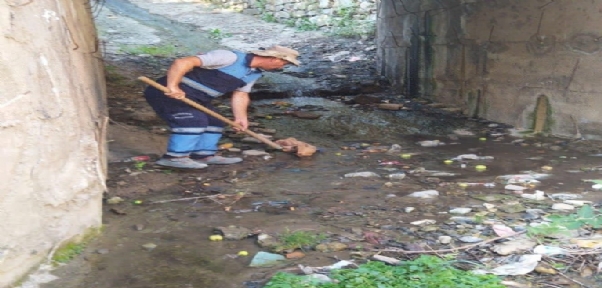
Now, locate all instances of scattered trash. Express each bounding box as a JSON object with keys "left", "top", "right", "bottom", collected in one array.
[
  {"left": 549, "top": 193, "right": 582, "bottom": 200},
  {"left": 475, "top": 254, "right": 542, "bottom": 276},
  {"left": 411, "top": 219, "right": 436, "bottom": 226},
  {"left": 563, "top": 200, "right": 592, "bottom": 206},
  {"left": 492, "top": 224, "right": 519, "bottom": 237},
  {"left": 551, "top": 203, "right": 575, "bottom": 211},
  {"left": 122, "top": 155, "right": 150, "bottom": 162},
  {"left": 533, "top": 245, "right": 566, "bottom": 256},
  {"left": 521, "top": 190, "right": 545, "bottom": 201},
  {"left": 458, "top": 236, "right": 483, "bottom": 243},
  {"left": 417, "top": 140, "right": 445, "bottom": 147},
  {"left": 452, "top": 154, "right": 494, "bottom": 161},
  {"left": 407, "top": 190, "right": 439, "bottom": 198},
  {"left": 106, "top": 196, "right": 124, "bottom": 205},
  {"left": 570, "top": 236, "right": 602, "bottom": 248},
  {"left": 249, "top": 251, "right": 286, "bottom": 267},
  {"left": 404, "top": 207, "right": 415, "bottom": 213},
  {"left": 505, "top": 184, "right": 526, "bottom": 192},
  {"left": 388, "top": 173, "right": 406, "bottom": 180},
  {"left": 458, "top": 182, "right": 496, "bottom": 188},
  {"left": 449, "top": 208, "right": 472, "bottom": 215},
  {"left": 496, "top": 173, "right": 550, "bottom": 184},
  {"left": 344, "top": 171, "right": 380, "bottom": 178},
  {"left": 492, "top": 238, "right": 536, "bottom": 255}
]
